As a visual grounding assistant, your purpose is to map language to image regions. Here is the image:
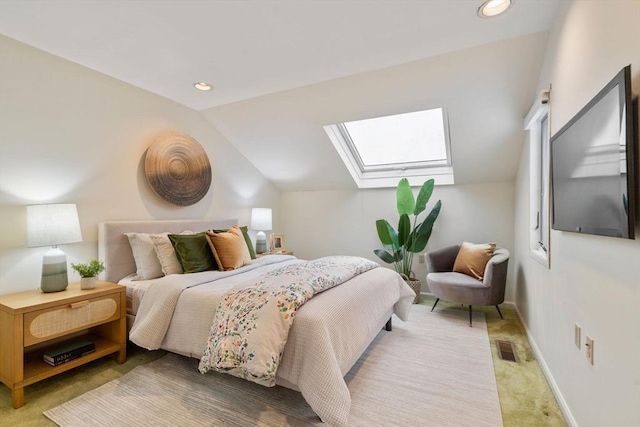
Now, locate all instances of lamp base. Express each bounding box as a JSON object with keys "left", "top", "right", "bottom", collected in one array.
[
  {"left": 255, "top": 231, "right": 267, "bottom": 254},
  {"left": 40, "top": 247, "right": 69, "bottom": 293}
]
